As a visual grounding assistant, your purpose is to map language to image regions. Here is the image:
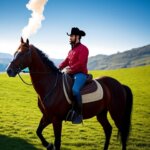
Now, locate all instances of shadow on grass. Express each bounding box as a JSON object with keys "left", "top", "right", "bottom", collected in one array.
[{"left": 0, "top": 134, "right": 38, "bottom": 150}]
